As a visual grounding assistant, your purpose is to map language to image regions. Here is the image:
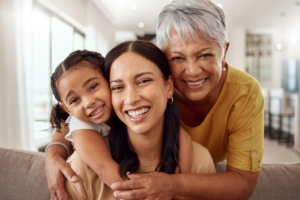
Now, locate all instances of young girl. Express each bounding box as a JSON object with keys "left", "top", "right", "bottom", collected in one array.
[{"left": 49, "top": 50, "right": 194, "bottom": 188}]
